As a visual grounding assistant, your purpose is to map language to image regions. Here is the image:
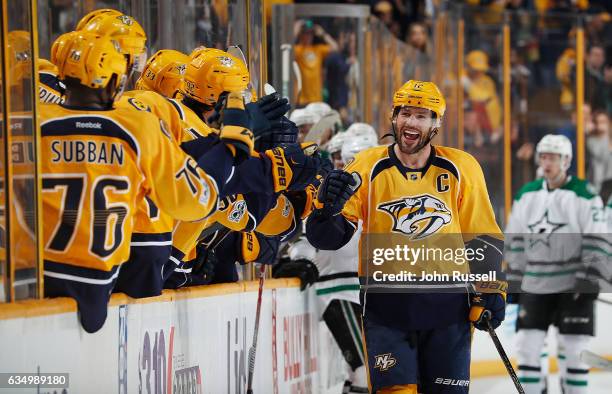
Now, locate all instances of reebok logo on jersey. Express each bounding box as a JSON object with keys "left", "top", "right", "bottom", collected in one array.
[
  {"left": 75, "top": 121, "right": 102, "bottom": 129},
  {"left": 374, "top": 353, "right": 396, "bottom": 371},
  {"left": 434, "top": 378, "right": 469, "bottom": 387},
  {"left": 377, "top": 194, "right": 451, "bottom": 239}
]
